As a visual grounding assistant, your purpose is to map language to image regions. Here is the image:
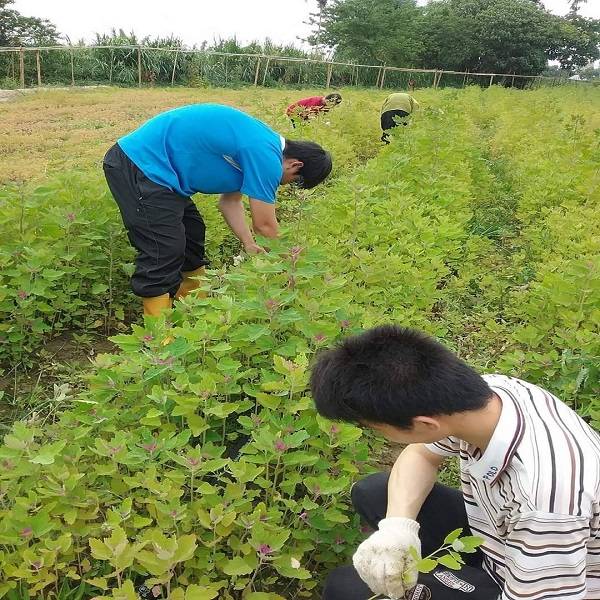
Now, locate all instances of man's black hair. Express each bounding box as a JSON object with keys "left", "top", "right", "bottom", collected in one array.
[
  {"left": 325, "top": 93, "right": 342, "bottom": 104},
  {"left": 310, "top": 325, "right": 492, "bottom": 429},
  {"left": 283, "top": 139, "right": 332, "bottom": 189}
]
